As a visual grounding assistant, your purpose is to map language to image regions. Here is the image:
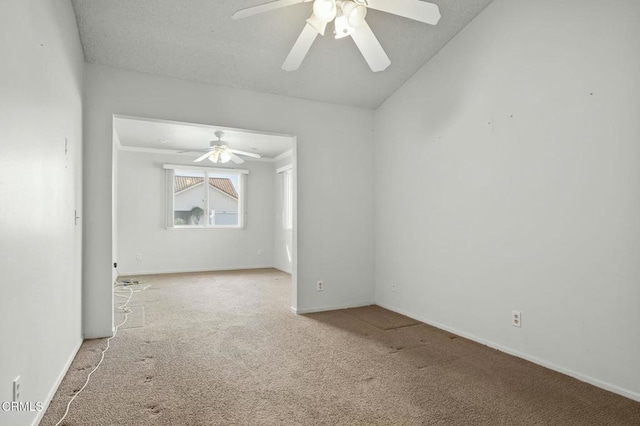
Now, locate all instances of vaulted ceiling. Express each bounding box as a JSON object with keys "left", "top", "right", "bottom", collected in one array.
[{"left": 71, "top": 0, "right": 494, "bottom": 109}]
